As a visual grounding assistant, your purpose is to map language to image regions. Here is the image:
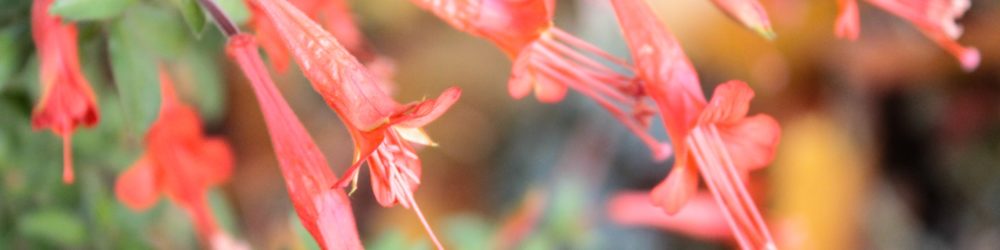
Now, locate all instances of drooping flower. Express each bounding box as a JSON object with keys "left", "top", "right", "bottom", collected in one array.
[
  {"left": 409, "top": 0, "right": 673, "bottom": 160},
  {"left": 248, "top": 1, "right": 460, "bottom": 248},
  {"left": 30, "top": 0, "right": 100, "bottom": 184},
  {"left": 226, "top": 34, "right": 363, "bottom": 250},
  {"left": 835, "top": 0, "right": 980, "bottom": 71},
  {"left": 611, "top": 0, "right": 781, "bottom": 249},
  {"left": 114, "top": 69, "right": 242, "bottom": 248},
  {"left": 709, "top": 0, "right": 777, "bottom": 39}
]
